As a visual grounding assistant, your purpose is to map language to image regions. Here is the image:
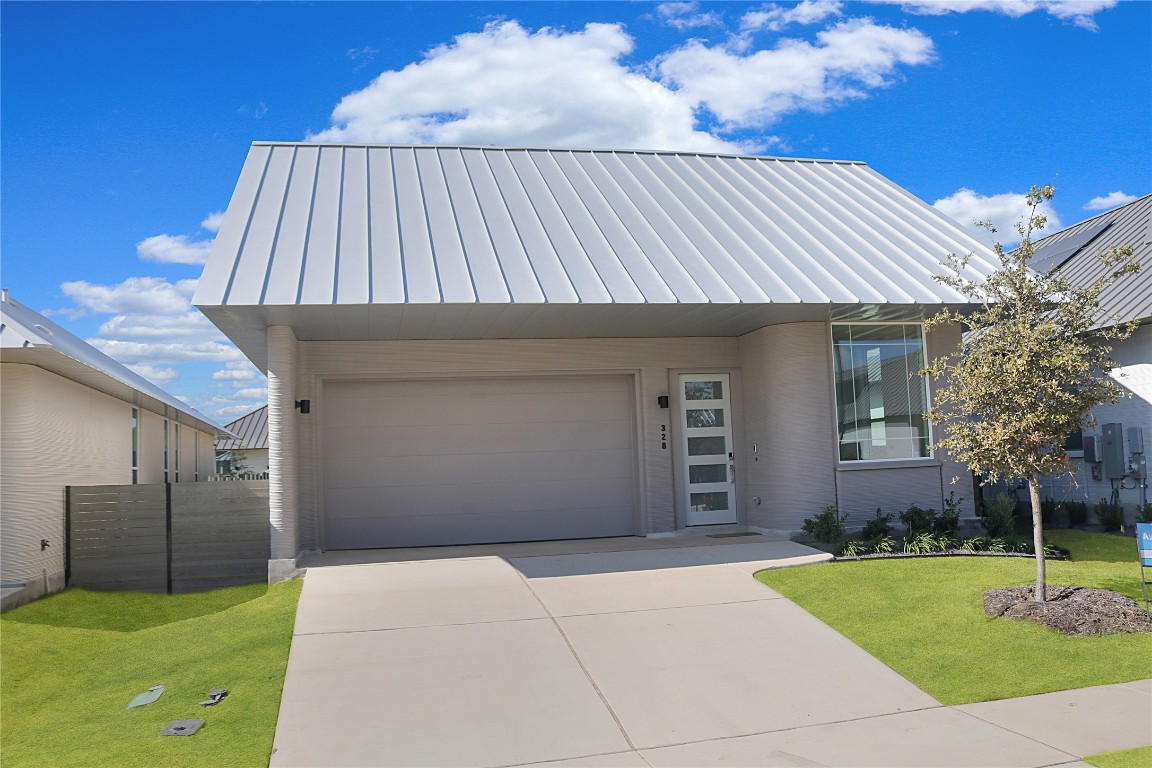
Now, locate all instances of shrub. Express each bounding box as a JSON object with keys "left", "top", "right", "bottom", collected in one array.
[
  {"left": 840, "top": 539, "right": 869, "bottom": 557},
  {"left": 861, "top": 508, "right": 893, "bottom": 542},
  {"left": 935, "top": 491, "right": 962, "bottom": 536},
  {"left": 961, "top": 537, "right": 984, "bottom": 553},
  {"left": 980, "top": 493, "right": 1017, "bottom": 538},
  {"left": 900, "top": 505, "right": 938, "bottom": 536},
  {"left": 1040, "top": 497, "right": 1059, "bottom": 526},
  {"left": 1095, "top": 497, "right": 1124, "bottom": 532},
  {"left": 1139, "top": 503, "right": 1152, "bottom": 524},
  {"left": 802, "top": 505, "right": 848, "bottom": 543},
  {"left": 873, "top": 535, "right": 896, "bottom": 553},
  {"left": 1065, "top": 500, "right": 1088, "bottom": 527}
]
